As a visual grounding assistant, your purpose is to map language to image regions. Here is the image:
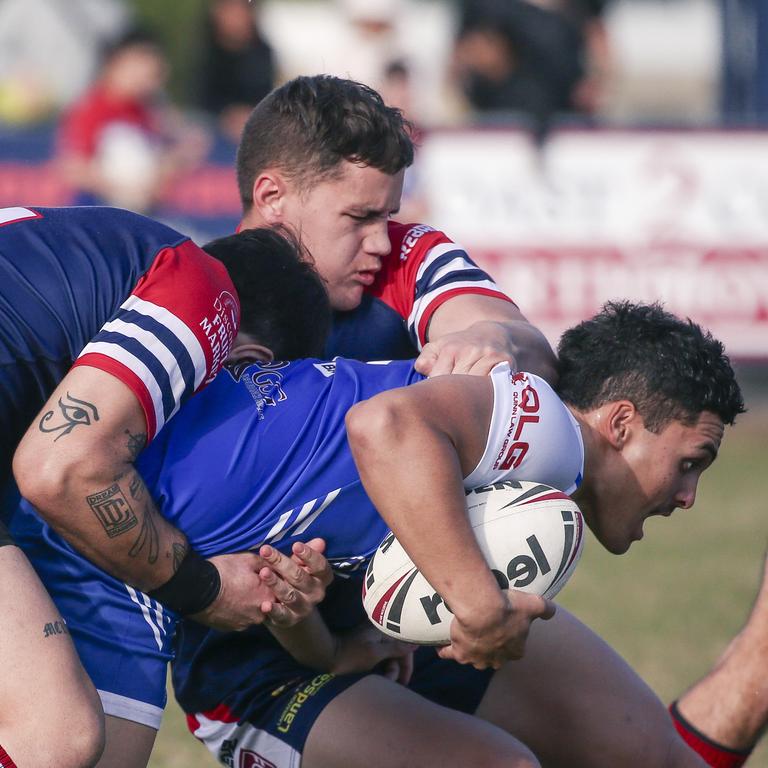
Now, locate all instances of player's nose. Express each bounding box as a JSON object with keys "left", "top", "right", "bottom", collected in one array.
[{"left": 363, "top": 221, "right": 392, "bottom": 259}]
